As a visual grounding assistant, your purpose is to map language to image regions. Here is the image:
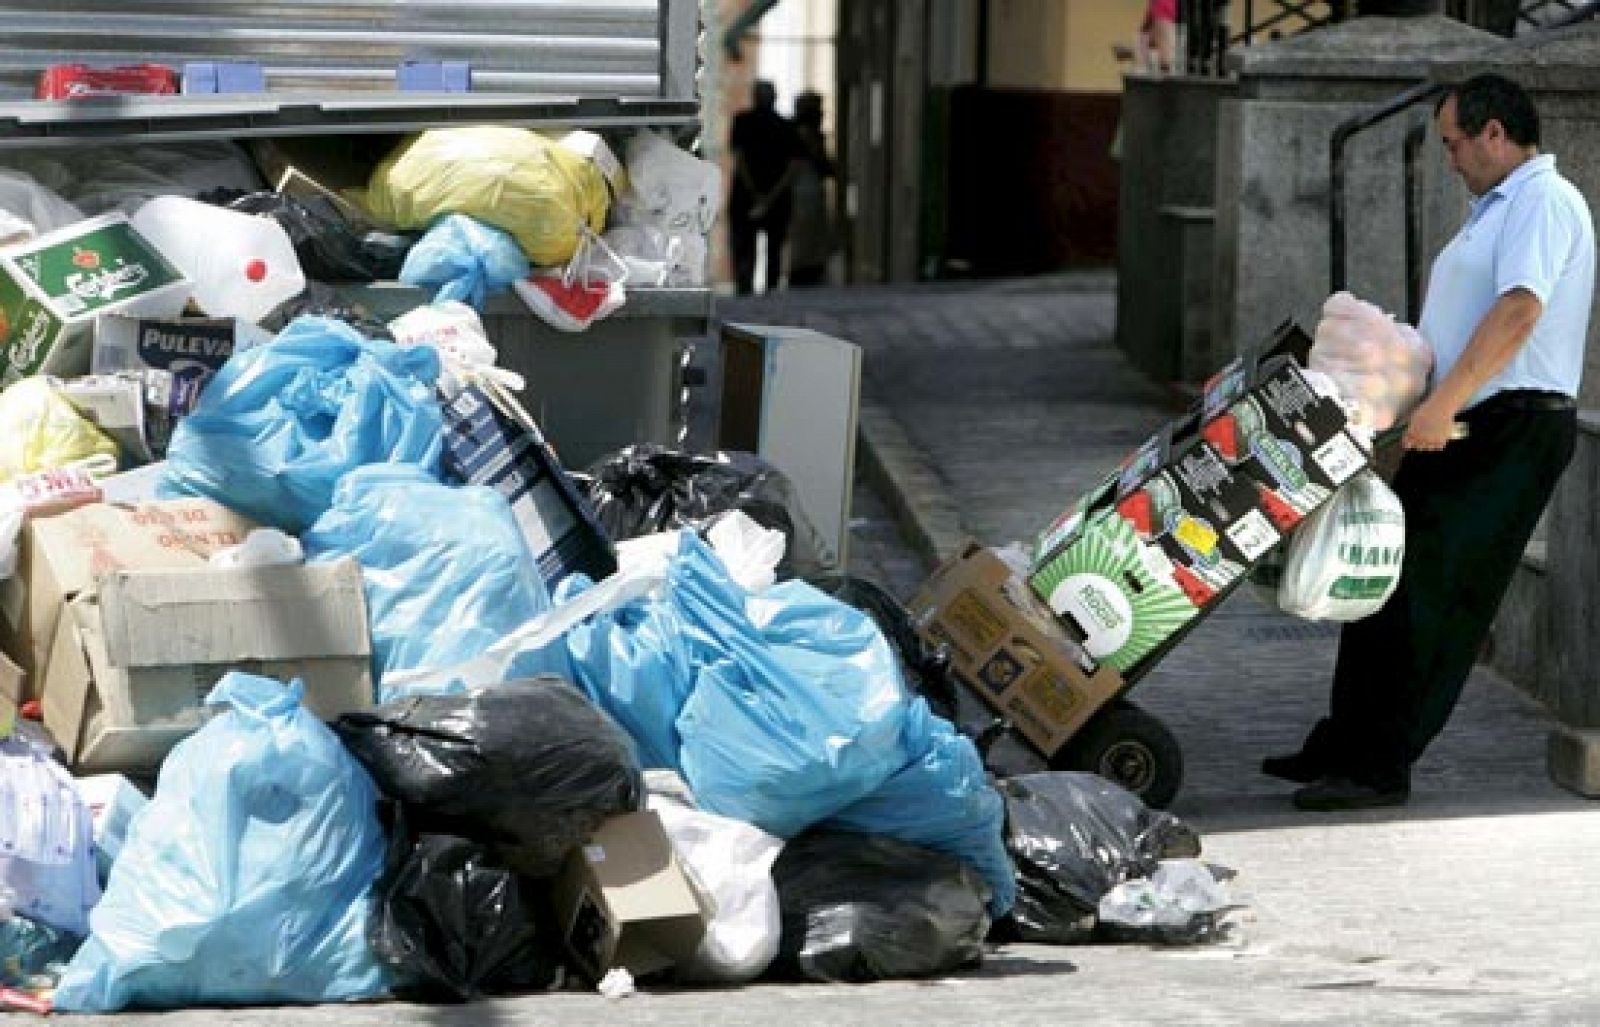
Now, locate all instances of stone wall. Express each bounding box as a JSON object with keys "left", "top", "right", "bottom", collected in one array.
[
  {"left": 1211, "top": 16, "right": 1498, "bottom": 360},
  {"left": 1115, "top": 74, "right": 1236, "bottom": 381}
]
